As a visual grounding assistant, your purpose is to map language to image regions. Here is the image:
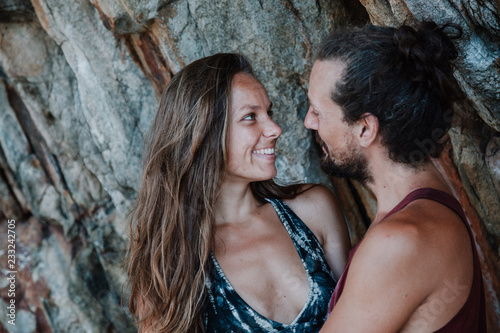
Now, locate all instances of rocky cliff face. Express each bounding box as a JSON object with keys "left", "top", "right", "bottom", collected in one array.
[{"left": 0, "top": 0, "right": 498, "bottom": 332}]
